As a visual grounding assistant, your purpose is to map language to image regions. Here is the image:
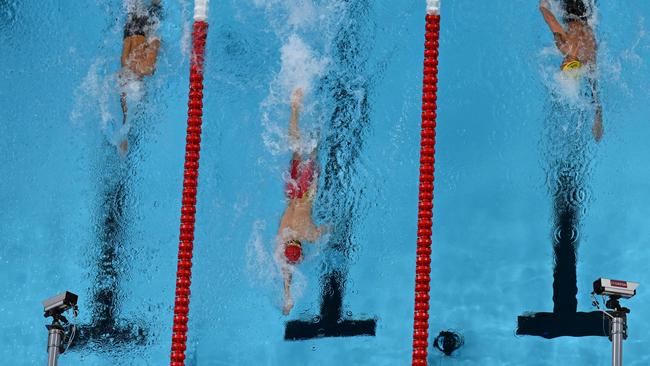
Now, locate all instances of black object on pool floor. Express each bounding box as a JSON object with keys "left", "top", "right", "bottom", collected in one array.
[
  {"left": 433, "top": 330, "right": 464, "bottom": 356},
  {"left": 517, "top": 311, "right": 608, "bottom": 338},
  {"left": 517, "top": 158, "right": 608, "bottom": 339},
  {"left": 284, "top": 270, "right": 376, "bottom": 341},
  {"left": 72, "top": 150, "right": 147, "bottom": 350}
]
